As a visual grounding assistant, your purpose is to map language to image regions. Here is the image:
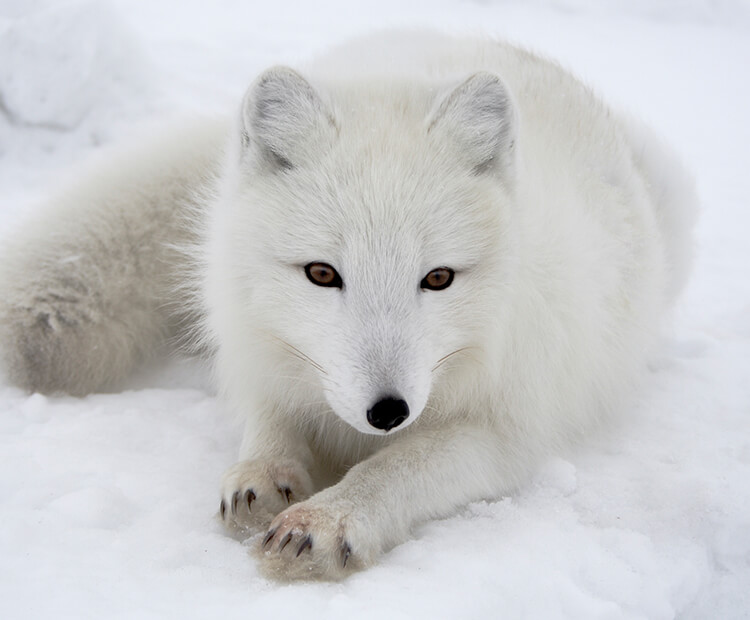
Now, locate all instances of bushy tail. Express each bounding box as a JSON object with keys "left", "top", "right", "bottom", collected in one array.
[{"left": 0, "top": 119, "right": 225, "bottom": 395}]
